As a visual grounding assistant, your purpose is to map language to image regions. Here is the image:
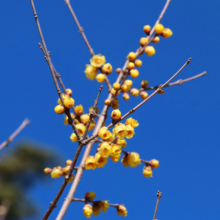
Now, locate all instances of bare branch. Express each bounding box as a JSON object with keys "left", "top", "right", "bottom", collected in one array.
[
  {"left": 153, "top": 191, "right": 162, "bottom": 220},
  {"left": 0, "top": 119, "right": 30, "bottom": 151}
]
